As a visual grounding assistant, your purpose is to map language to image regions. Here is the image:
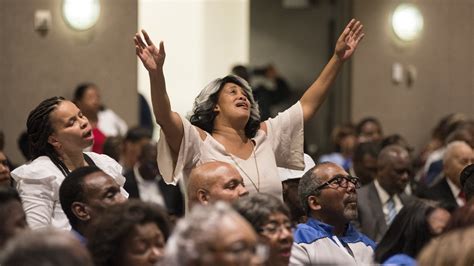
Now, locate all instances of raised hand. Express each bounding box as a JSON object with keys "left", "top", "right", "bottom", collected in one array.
[
  {"left": 134, "top": 30, "right": 165, "bottom": 72},
  {"left": 334, "top": 19, "right": 365, "bottom": 62}
]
